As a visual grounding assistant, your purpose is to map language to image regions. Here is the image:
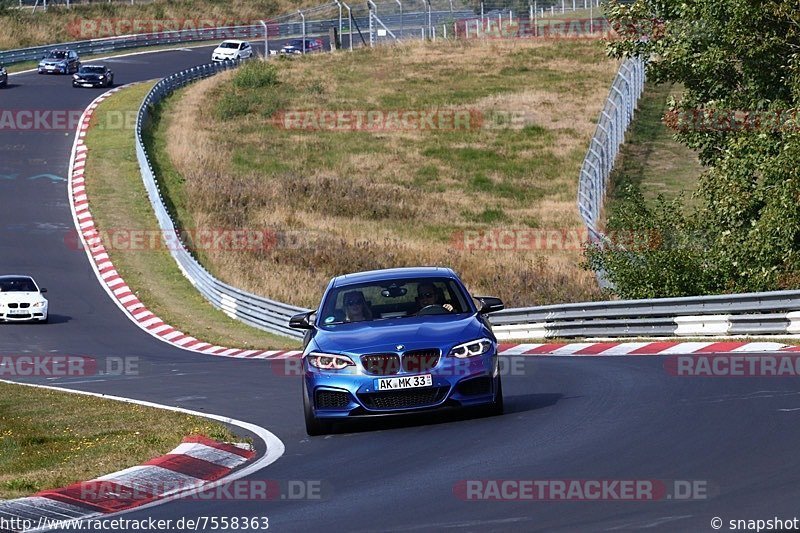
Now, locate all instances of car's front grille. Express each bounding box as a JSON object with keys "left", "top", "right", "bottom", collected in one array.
[
  {"left": 4, "top": 313, "right": 31, "bottom": 319},
  {"left": 402, "top": 349, "right": 440, "bottom": 373},
  {"left": 7, "top": 303, "right": 31, "bottom": 309},
  {"left": 457, "top": 376, "right": 492, "bottom": 396},
  {"left": 362, "top": 353, "right": 401, "bottom": 375},
  {"left": 359, "top": 386, "right": 448, "bottom": 410},
  {"left": 315, "top": 390, "right": 351, "bottom": 409}
]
